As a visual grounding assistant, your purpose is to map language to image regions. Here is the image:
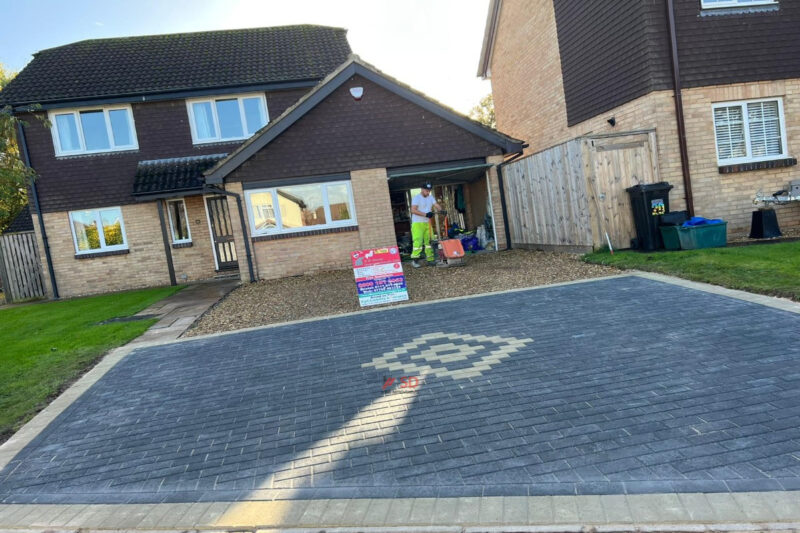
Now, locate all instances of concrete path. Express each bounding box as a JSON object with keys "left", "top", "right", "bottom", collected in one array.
[
  {"left": 131, "top": 279, "right": 239, "bottom": 344},
  {"left": 1, "top": 273, "right": 800, "bottom": 531}
]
